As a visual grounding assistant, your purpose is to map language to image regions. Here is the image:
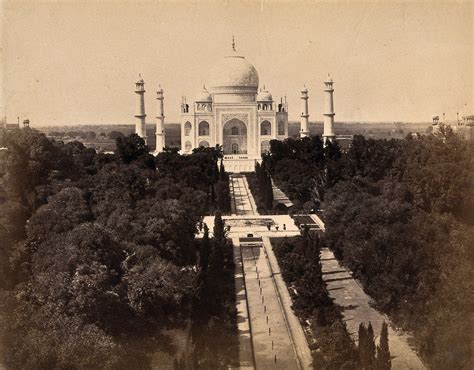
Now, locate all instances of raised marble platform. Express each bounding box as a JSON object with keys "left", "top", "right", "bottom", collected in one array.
[{"left": 223, "top": 155, "right": 260, "bottom": 173}]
